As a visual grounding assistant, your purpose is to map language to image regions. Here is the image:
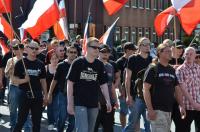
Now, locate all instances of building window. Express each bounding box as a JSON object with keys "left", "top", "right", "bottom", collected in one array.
[
  {"left": 163, "top": 0, "right": 169, "bottom": 9},
  {"left": 114, "top": 27, "right": 121, "bottom": 41},
  {"left": 138, "top": 27, "right": 143, "bottom": 38},
  {"left": 154, "top": 0, "right": 158, "bottom": 10},
  {"left": 145, "top": 0, "right": 151, "bottom": 9},
  {"left": 125, "top": 0, "right": 131, "bottom": 7},
  {"left": 159, "top": 0, "right": 163, "bottom": 10},
  {"left": 131, "top": 27, "right": 136, "bottom": 43},
  {"left": 138, "top": 0, "right": 144, "bottom": 9},
  {"left": 145, "top": 28, "right": 150, "bottom": 38},
  {"left": 131, "top": 0, "right": 138, "bottom": 8},
  {"left": 152, "top": 31, "right": 157, "bottom": 43},
  {"left": 164, "top": 29, "right": 169, "bottom": 39},
  {"left": 123, "top": 27, "right": 130, "bottom": 41}
]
